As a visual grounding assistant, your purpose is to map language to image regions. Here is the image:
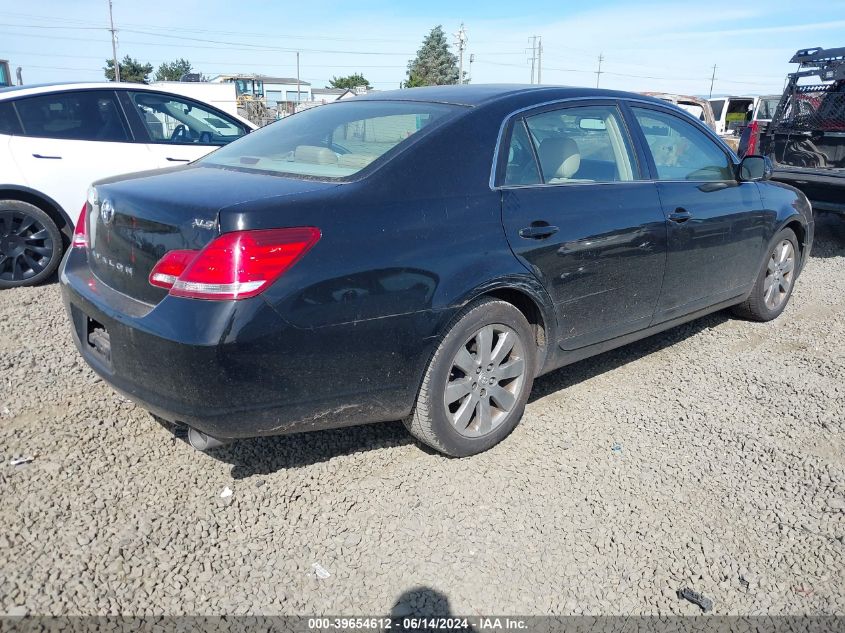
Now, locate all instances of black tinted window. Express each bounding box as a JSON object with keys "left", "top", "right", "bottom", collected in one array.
[
  {"left": 524, "top": 105, "right": 637, "bottom": 183},
  {"left": 14, "top": 90, "right": 129, "bottom": 142},
  {"left": 0, "top": 102, "right": 22, "bottom": 135}
]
